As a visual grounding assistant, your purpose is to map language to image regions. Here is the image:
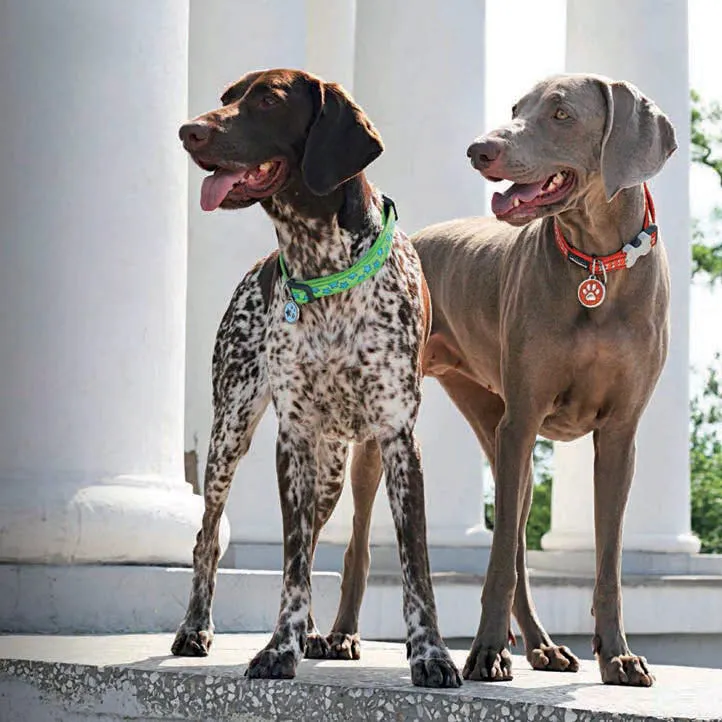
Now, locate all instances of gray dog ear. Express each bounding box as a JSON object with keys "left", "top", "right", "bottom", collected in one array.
[
  {"left": 599, "top": 80, "right": 677, "bottom": 201},
  {"left": 302, "top": 81, "right": 384, "bottom": 196}
]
